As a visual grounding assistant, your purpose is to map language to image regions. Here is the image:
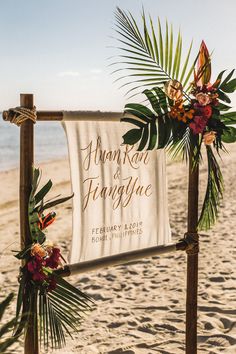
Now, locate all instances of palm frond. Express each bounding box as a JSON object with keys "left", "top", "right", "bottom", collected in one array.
[
  {"left": 198, "top": 146, "right": 224, "bottom": 230},
  {"left": 113, "top": 7, "right": 194, "bottom": 98},
  {"left": 167, "top": 125, "right": 191, "bottom": 161},
  {"left": 38, "top": 275, "right": 93, "bottom": 350},
  {"left": 0, "top": 293, "right": 23, "bottom": 353}
]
